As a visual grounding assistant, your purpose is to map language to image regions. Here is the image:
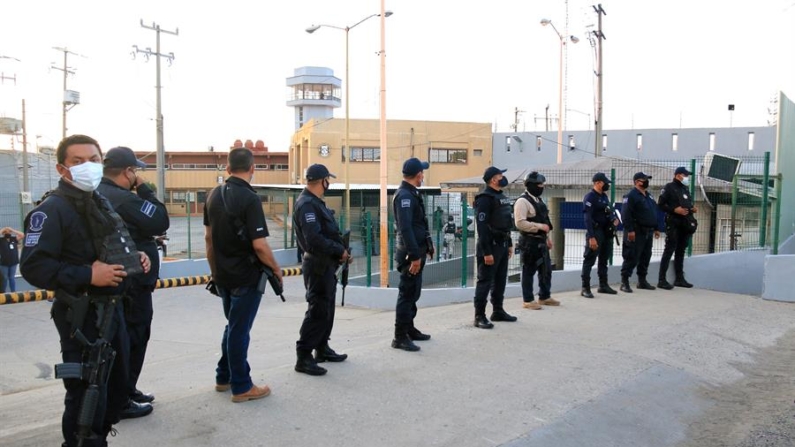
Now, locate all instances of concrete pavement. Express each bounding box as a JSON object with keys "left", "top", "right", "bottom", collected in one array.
[{"left": 1, "top": 277, "right": 794, "bottom": 447}]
